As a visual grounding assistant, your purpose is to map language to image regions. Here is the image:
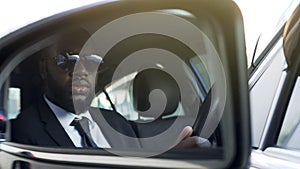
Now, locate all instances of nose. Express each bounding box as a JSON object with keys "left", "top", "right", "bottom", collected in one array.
[{"left": 71, "top": 61, "right": 88, "bottom": 77}]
